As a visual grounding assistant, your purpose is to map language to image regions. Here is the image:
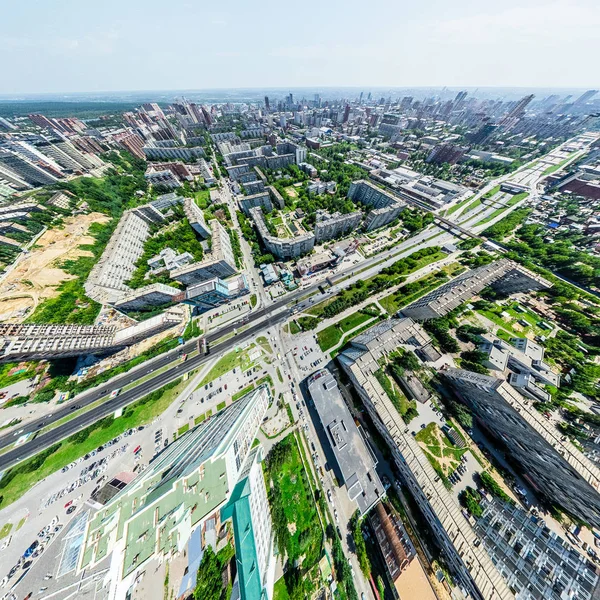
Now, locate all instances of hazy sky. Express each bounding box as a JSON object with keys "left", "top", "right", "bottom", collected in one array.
[{"left": 3, "top": 0, "right": 599, "bottom": 94}]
